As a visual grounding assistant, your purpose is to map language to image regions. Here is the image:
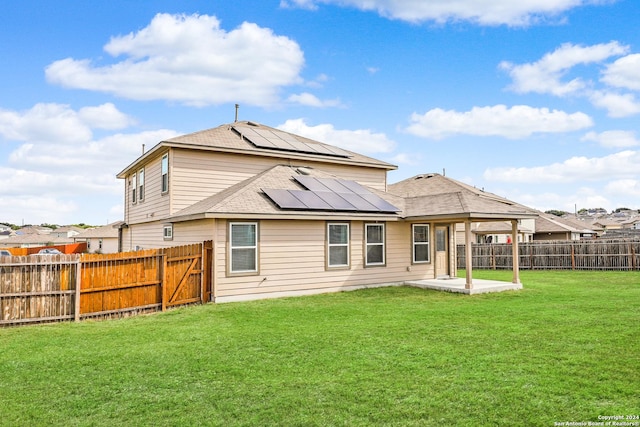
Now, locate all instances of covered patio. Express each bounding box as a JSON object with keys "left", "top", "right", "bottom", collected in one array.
[{"left": 388, "top": 173, "right": 538, "bottom": 292}]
